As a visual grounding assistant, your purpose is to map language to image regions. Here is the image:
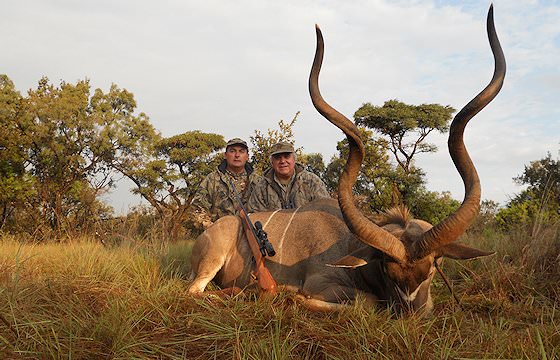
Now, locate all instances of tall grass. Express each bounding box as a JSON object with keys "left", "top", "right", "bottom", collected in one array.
[{"left": 1, "top": 223, "right": 559, "bottom": 359}]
